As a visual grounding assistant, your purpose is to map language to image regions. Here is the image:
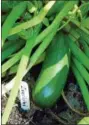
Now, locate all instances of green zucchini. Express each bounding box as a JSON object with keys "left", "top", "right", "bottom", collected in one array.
[{"left": 32, "top": 32, "right": 70, "bottom": 108}]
